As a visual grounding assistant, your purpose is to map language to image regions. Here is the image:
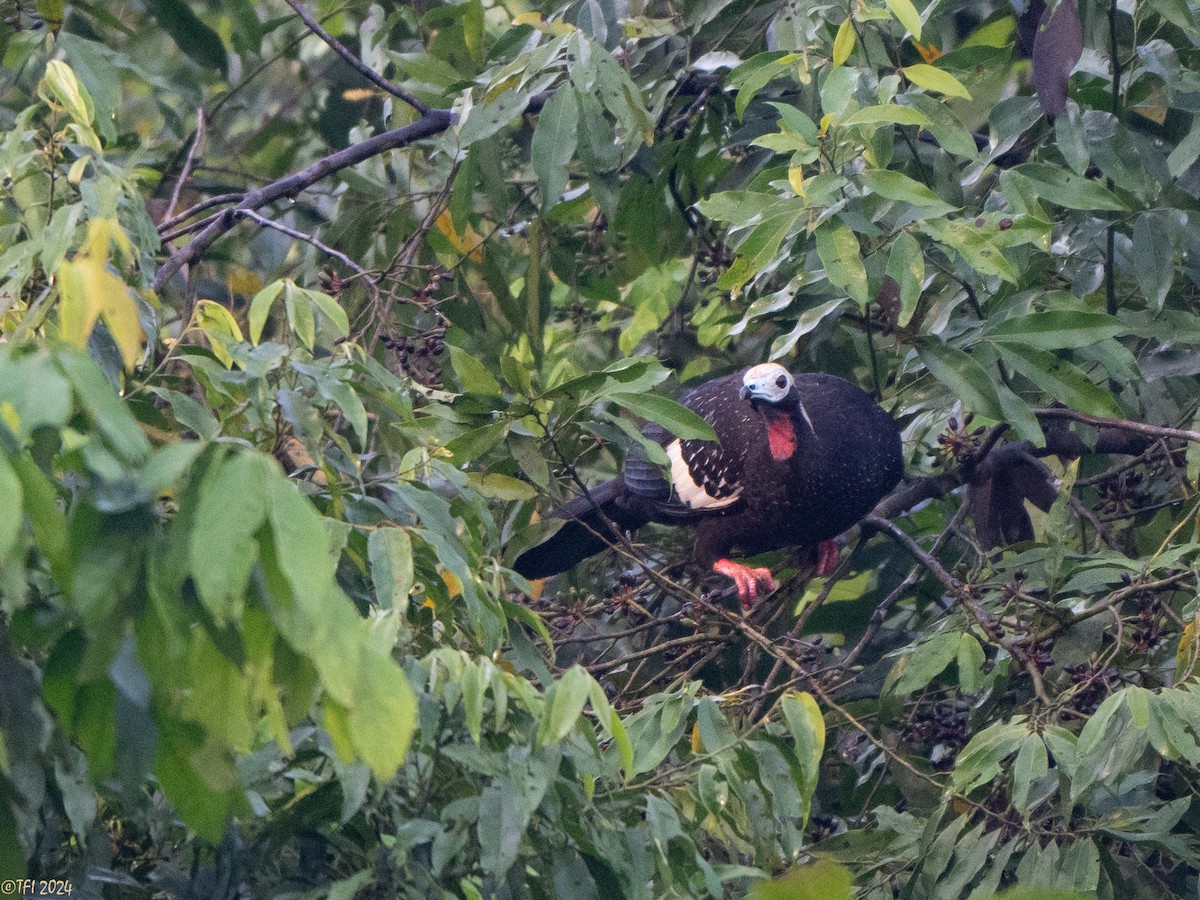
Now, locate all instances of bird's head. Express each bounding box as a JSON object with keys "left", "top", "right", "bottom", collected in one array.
[
  {"left": 740, "top": 363, "right": 794, "bottom": 405},
  {"left": 740, "top": 363, "right": 815, "bottom": 448}
]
